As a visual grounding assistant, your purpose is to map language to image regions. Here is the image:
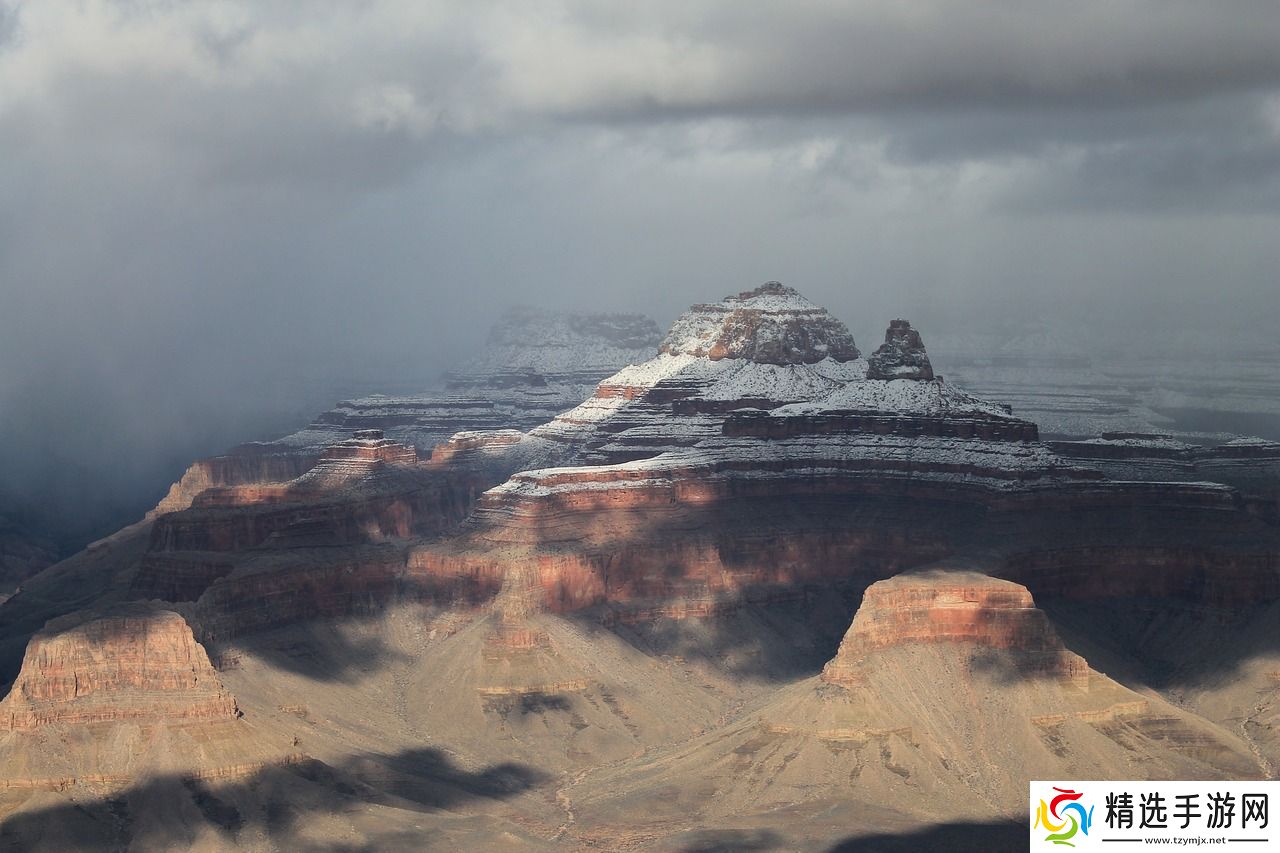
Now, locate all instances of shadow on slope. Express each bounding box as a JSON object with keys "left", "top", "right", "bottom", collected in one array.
[
  {"left": 672, "top": 828, "right": 785, "bottom": 851},
  {"left": 1040, "top": 597, "right": 1274, "bottom": 691},
  {"left": 217, "top": 616, "right": 416, "bottom": 685},
  {"left": 599, "top": 586, "right": 862, "bottom": 685},
  {"left": 828, "top": 820, "right": 1024, "bottom": 852},
  {"left": 0, "top": 746, "right": 548, "bottom": 852},
  {"left": 0, "top": 523, "right": 152, "bottom": 687}
]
